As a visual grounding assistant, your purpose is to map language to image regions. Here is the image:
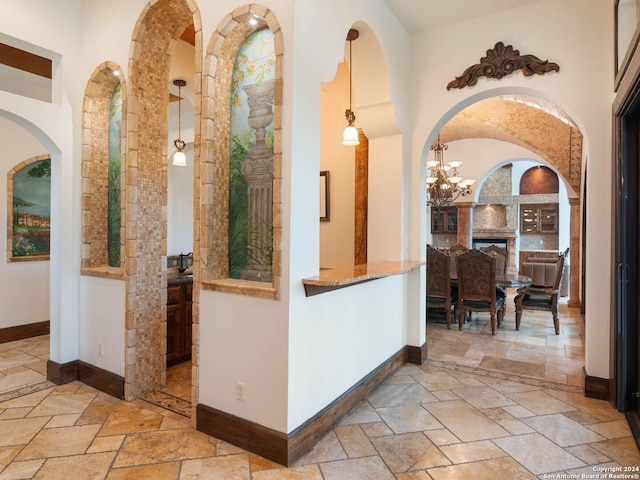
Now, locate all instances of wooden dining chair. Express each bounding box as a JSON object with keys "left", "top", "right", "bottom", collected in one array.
[
  {"left": 456, "top": 249, "right": 505, "bottom": 335},
  {"left": 481, "top": 244, "right": 509, "bottom": 301},
  {"left": 514, "top": 248, "right": 569, "bottom": 335},
  {"left": 481, "top": 245, "right": 508, "bottom": 274},
  {"left": 447, "top": 243, "right": 469, "bottom": 277},
  {"left": 426, "top": 245, "right": 457, "bottom": 328}
]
